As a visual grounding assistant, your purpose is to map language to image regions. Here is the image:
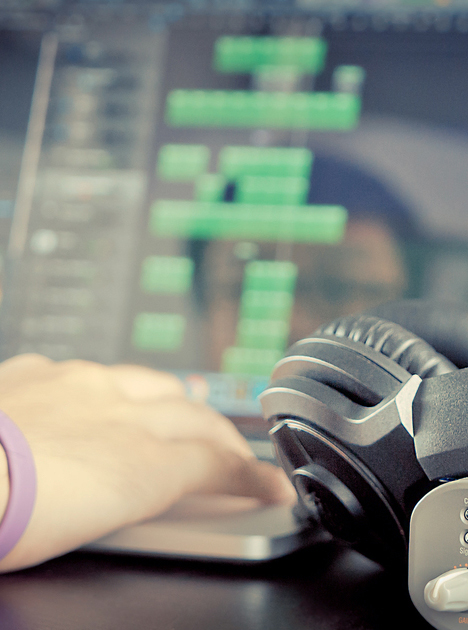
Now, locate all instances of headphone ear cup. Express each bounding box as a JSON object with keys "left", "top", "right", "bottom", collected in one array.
[
  {"left": 263, "top": 303, "right": 460, "bottom": 566},
  {"left": 315, "top": 313, "right": 456, "bottom": 378}
]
